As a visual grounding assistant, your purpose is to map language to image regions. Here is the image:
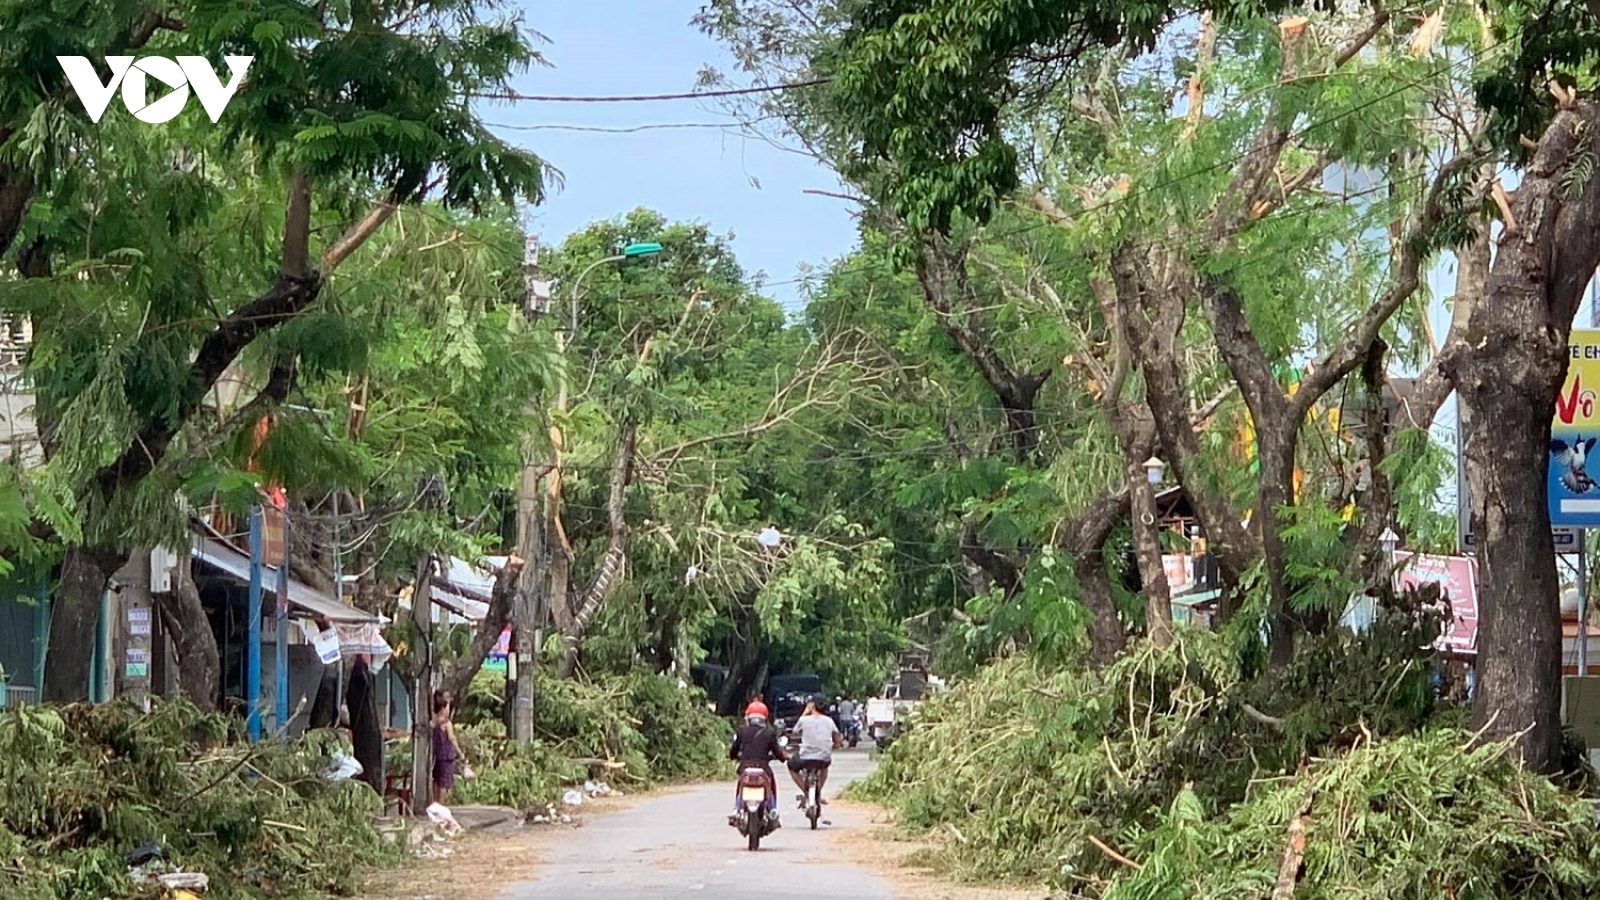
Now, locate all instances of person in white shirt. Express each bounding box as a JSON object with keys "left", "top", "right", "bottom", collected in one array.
[{"left": 786, "top": 696, "right": 842, "bottom": 806}]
